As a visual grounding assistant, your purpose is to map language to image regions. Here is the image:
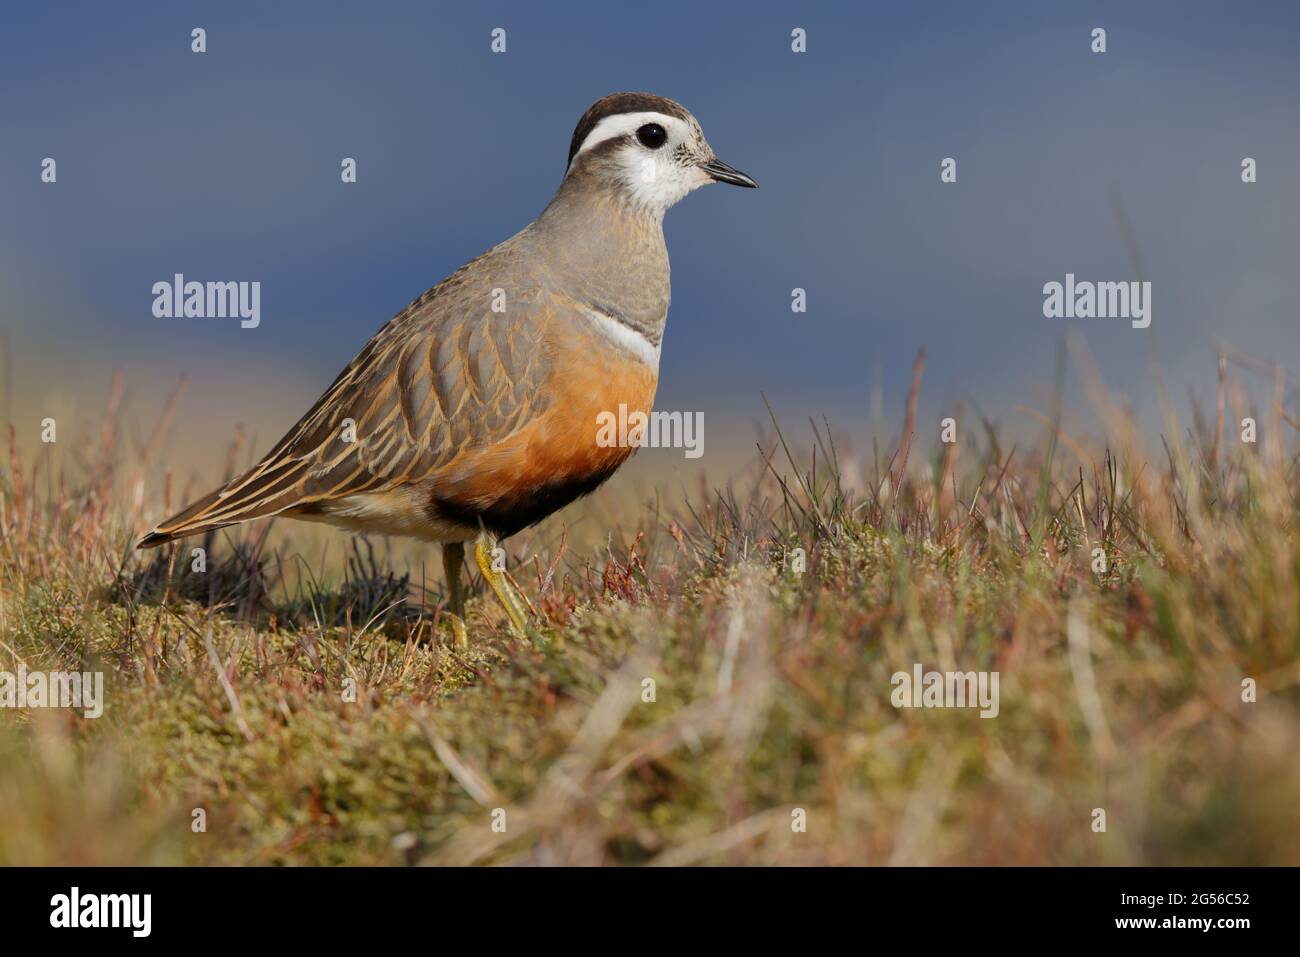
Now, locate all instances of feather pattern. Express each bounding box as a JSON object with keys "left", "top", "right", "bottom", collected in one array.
[{"left": 139, "top": 236, "right": 552, "bottom": 545}]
